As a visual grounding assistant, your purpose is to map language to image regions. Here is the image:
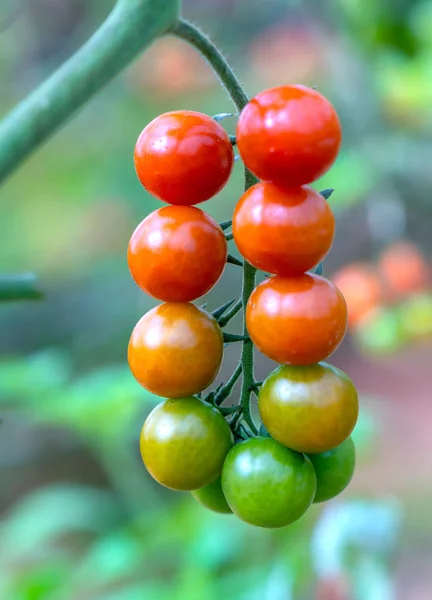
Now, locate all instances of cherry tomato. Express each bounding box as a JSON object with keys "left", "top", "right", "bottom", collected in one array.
[
  {"left": 246, "top": 274, "right": 347, "bottom": 365},
  {"left": 332, "top": 263, "right": 383, "bottom": 327},
  {"left": 140, "top": 397, "right": 233, "bottom": 491},
  {"left": 308, "top": 436, "right": 356, "bottom": 503},
  {"left": 258, "top": 363, "right": 358, "bottom": 454},
  {"left": 128, "top": 206, "right": 227, "bottom": 302},
  {"left": 192, "top": 477, "right": 232, "bottom": 514},
  {"left": 233, "top": 182, "right": 334, "bottom": 276},
  {"left": 378, "top": 241, "right": 429, "bottom": 300},
  {"left": 134, "top": 111, "right": 234, "bottom": 205},
  {"left": 221, "top": 437, "right": 316, "bottom": 528},
  {"left": 236, "top": 85, "right": 341, "bottom": 186},
  {"left": 128, "top": 303, "right": 223, "bottom": 398}
]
